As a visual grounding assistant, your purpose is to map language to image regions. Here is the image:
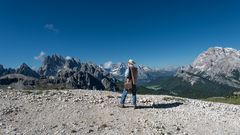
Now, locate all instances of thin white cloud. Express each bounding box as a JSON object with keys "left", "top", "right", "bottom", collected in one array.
[
  {"left": 44, "top": 24, "right": 59, "bottom": 33},
  {"left": 103, "top": 61, "right": 113, "bottom": 69},
  {"left": 34, "top": 51, "right": 46, "bottom": 62}
]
